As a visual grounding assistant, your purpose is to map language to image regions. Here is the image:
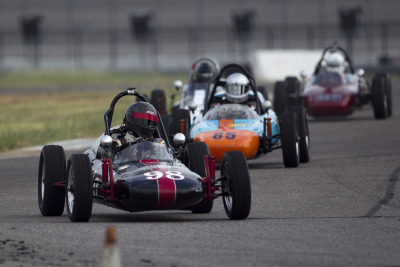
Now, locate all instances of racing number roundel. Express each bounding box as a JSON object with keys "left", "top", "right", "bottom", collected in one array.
[{"left": 144, "top": 171, "right": 185, "bottom": 180}]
